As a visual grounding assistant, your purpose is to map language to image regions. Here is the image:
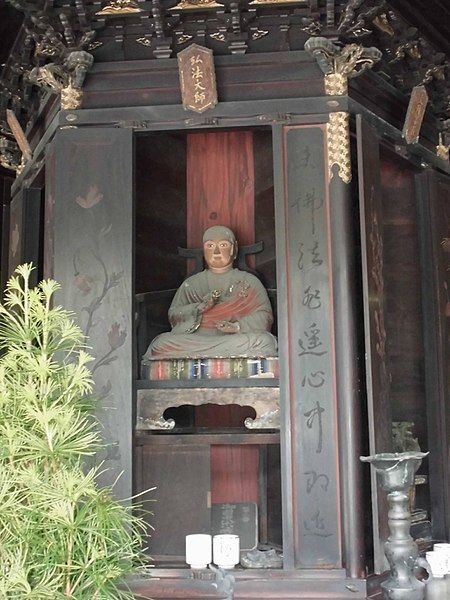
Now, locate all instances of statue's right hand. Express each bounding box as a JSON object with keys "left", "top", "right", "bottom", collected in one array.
[{"left": 199, "top": 290, "right": 221, "bottom": 313}]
